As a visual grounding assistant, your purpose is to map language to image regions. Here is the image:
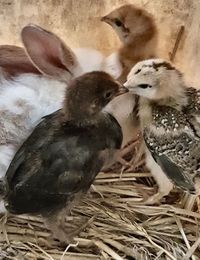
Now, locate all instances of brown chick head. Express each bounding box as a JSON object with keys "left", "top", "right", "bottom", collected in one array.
[
  {"left": 64, "top": 71, "right": 128, "bottom": 121},
  {"left": 124, "top": 59, "right": 185, "bottom": 101},
  {"left": 101, "top": 4, "right": 157, "bottom": 44}
]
